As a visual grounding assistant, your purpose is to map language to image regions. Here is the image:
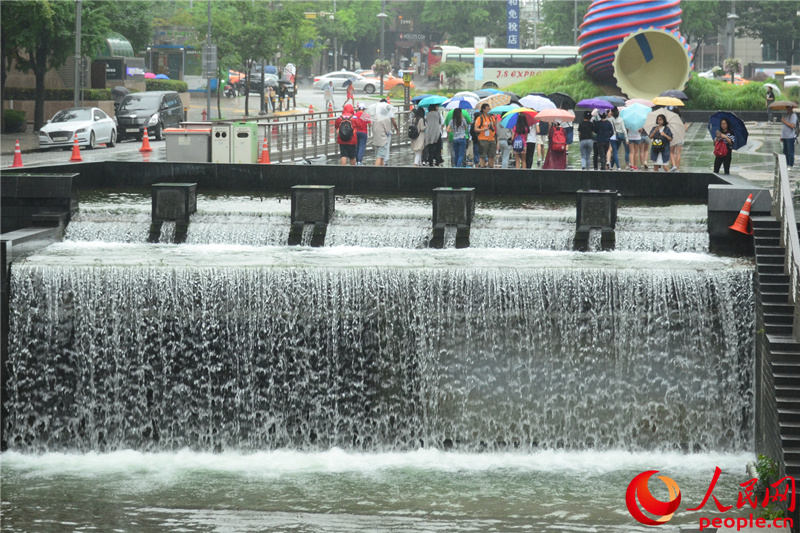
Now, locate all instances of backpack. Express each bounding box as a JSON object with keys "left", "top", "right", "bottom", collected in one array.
[
  {"left": 713, "top": 139, "right": 729, "bottom": 157},
  {"left": 338, "top": 118, "right": 354, "bottom": 142},
  {"left": 408, "top": 122, "right": 419, "bottom": 140},
  {"left": 538, "top": 121, "right": 549, "bottom": 137},
  {"left": 551, "top": 127, "right": 567, "bottom": 152},
  {"left": 512, "top": 134, "right": 525, "bottom": 152}
]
